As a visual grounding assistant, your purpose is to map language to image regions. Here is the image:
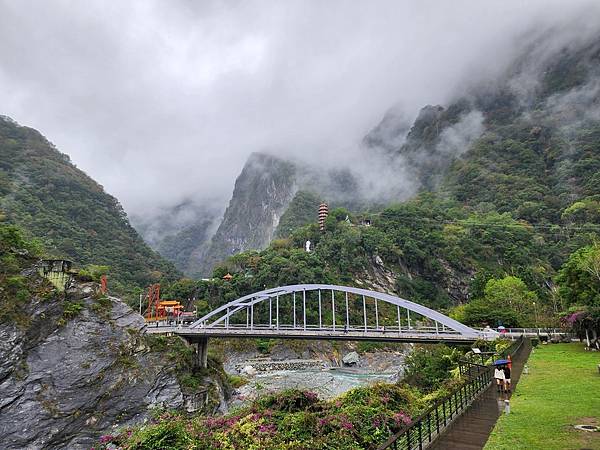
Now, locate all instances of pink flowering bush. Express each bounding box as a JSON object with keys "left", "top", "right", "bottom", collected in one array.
[{"left": 99, "top": 384, "right": 424, "bottom": 449}]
